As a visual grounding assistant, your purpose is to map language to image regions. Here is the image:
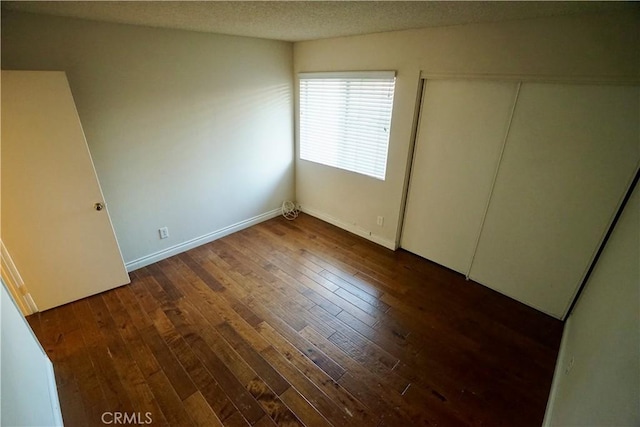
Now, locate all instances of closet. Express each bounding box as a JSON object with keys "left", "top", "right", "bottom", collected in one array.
[{"left": 402, "top": 78, "right": 639, "bottom": 319}]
